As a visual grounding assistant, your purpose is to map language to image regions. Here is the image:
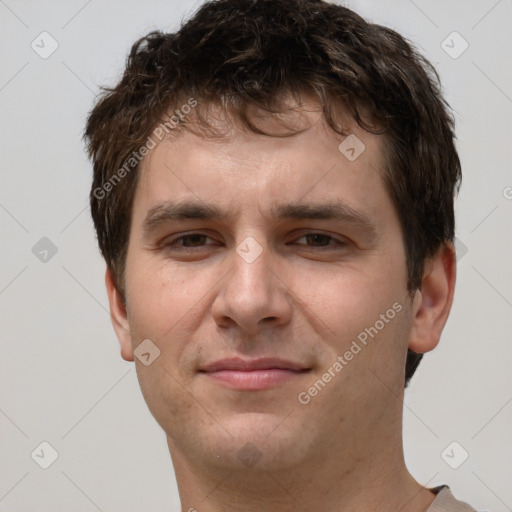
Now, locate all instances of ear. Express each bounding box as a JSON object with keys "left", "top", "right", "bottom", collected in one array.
[
  {"left": 105, "top": 267, "right": 134, "bottom": 361},
  {"left": 408, "top": 242, "right": 456, "bottom": 354}
]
